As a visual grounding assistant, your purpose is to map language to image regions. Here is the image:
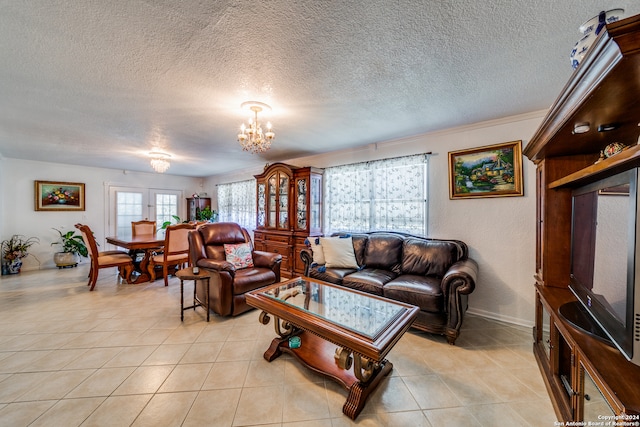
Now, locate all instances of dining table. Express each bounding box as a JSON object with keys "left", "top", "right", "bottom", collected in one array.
[{"left": 106, "top": 231, "right": 165, "bottom": 284}]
